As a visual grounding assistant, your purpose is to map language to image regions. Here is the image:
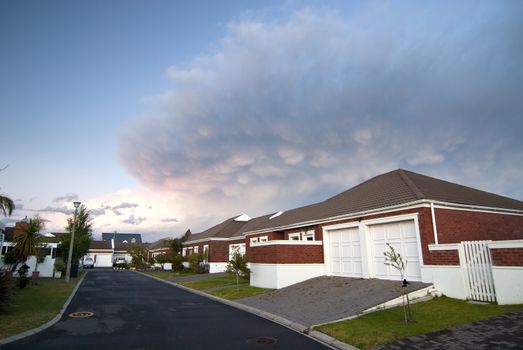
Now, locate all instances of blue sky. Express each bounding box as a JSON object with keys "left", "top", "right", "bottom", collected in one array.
[{"left": 1, "top": 1, "right": 522, "bottom": 241}]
